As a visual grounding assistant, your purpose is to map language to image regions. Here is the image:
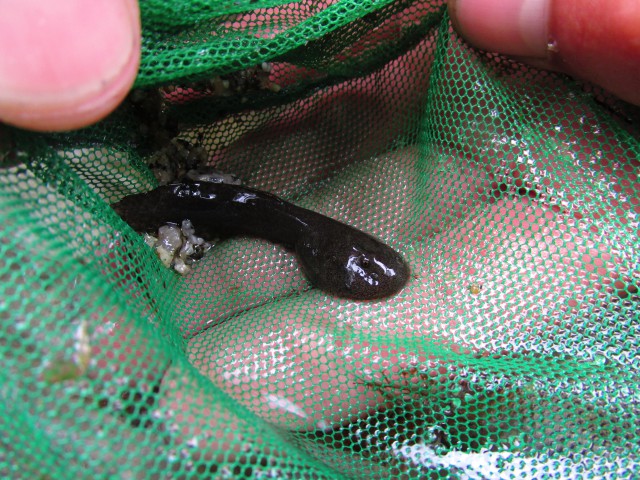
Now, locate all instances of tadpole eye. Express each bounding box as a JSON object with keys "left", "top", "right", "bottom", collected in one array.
[{"left": 360, "top": 257, "right": 371, "bottom": 269}]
